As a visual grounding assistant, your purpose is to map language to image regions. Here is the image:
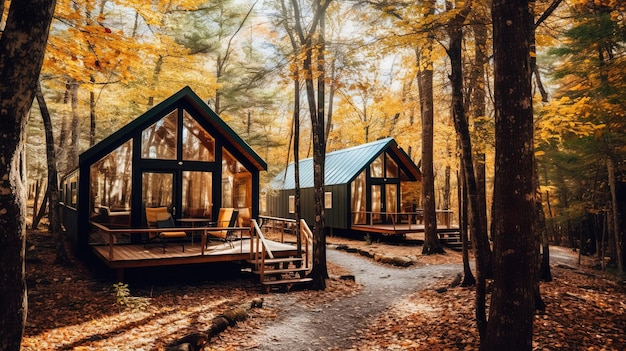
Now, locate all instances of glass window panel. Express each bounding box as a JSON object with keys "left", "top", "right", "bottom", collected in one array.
[
  {"left": 90, "top": 140, "right": 133, "bottom": 226},
  {"left": 385, "top": 154, "right": 398, "bottom": 178},
  {"left": 386, "top": 184, "right": 397, "bottom": 221},
  {"left": 66, "top": 170, "right": 78, "bottom": 207},
  {"left": 351, "top": 171, "right": 366, "bottom": 224},
  {"left": 182, "top": 110, "right": 215, "bottom": 161},
  {"left": 371, "top": 185, "right": 382, "bottom": 223},
  {"left": 289, "top": 195, "right": 295, "bottom": 214},
  {"left": 222, "top": 148, "right": 252, "bottom": 209},
  {"left": 142, "top": 172, "right": 173, "bottom": 209},
  {"left": 141, "top": 110, "right": 178, "bottom": 159},
  {"left": 325, "top": 191, "right": 332, "bottom": 209},
  {"left": 370, "top": 154, "right": 384, "bottom": 178},
  {"left": 182, "top": 171, "right": 213, "bottom": 218}
]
